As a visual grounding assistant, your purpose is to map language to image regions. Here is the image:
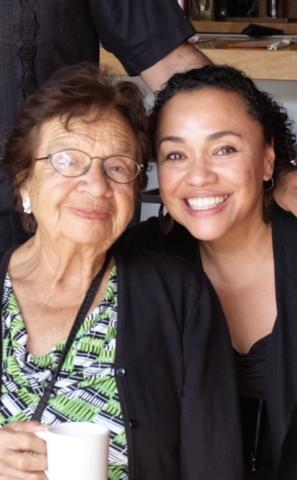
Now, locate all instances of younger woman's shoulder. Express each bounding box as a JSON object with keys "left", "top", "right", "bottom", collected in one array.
[
  {"left": 118, "top": 216, "right": 197, "bottom": 260},
  {"left": 272, "top": 203, "right": 297, "bottom": 238}
]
